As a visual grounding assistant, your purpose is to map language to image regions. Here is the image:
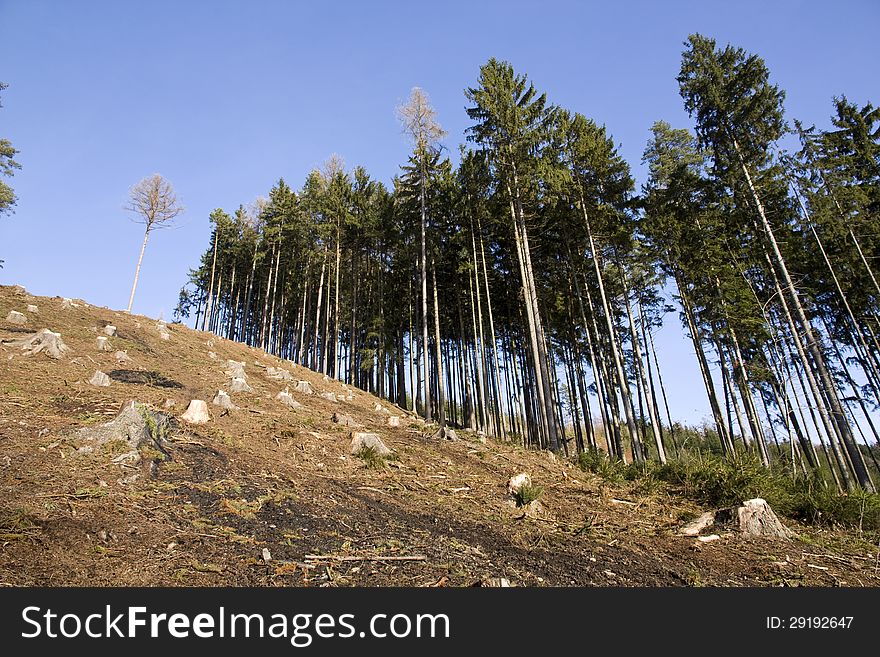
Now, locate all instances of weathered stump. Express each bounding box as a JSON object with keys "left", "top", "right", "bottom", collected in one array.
[
  {"left": 229, "top": 377, "right": 252, "bottom": 393},
  {"left": 6, "top": 310, "right": 27, "bottom": 325},
  {"left": 350, "top": 432, "right": 392, "bottom": 456},
  {"left": 73, "top": 400, "right": 172, "bottom": 465},
  {"left": 332, "top": 412, "right": 359, "bottom": 427},
  {"left": 275, "top": 388, "right": 302, "bottom": 409},
  {"left": 181, "top": 400, "right": 210, "bottom": 424},
  {"left": 212, "top": 390, "right": 237, "bottom": 410},
  {"left": 432, "top": 426, "right": 458, "bottom": 441},
  {"left": 4, "top": 329, "right": 70, "bottom": 359},
  {"left": 89, "top": 370, "right": 111, "bottom": 387},
  {"left": 731, "top": 498, "right": 793, "bottom": 539}
]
